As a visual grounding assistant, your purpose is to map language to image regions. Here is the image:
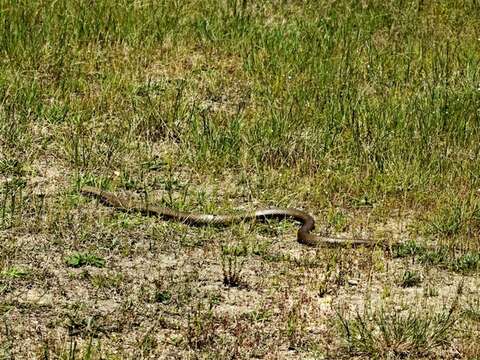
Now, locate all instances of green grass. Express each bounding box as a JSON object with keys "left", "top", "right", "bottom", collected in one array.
[
  {"left": 336, "top": 295, "right": 460, "bottom": 358},
  {"left": 1, "top": 0, "right": 480, "bottom": 357},
  {"left": 394, "top": 240, "right": 480, "bottom": 274}
]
